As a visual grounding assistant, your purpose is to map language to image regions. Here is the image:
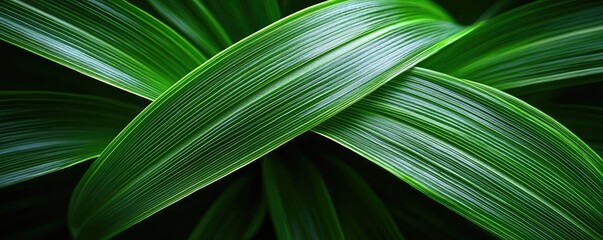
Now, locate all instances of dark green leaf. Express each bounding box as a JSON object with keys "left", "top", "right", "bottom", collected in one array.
[
  {"left": 422, "top": 0, "right": 603, "bottom": 90},
  {"left": 539, "top": 104, "right": 603, "bottom": 155},
  {"left": 318, "top": 156, "right": 404, "bottom": 240},
  {"left": 0, "top": 91, "right": 138, "bottom": 187},
  {"left": 191, "top": 0, "right": 282, "bottom": 42},
  {"left": 188, "top": 175, "right": 265, "bottom": 240},
  {"left": 149, "top": 0, "right": 283, "bottom": 56},
  {"left": 148, "top": 0, "right": 233, "bottom": 56},
  {"left": 262, "top": 155, "right": 344, "bottom": 240}
]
